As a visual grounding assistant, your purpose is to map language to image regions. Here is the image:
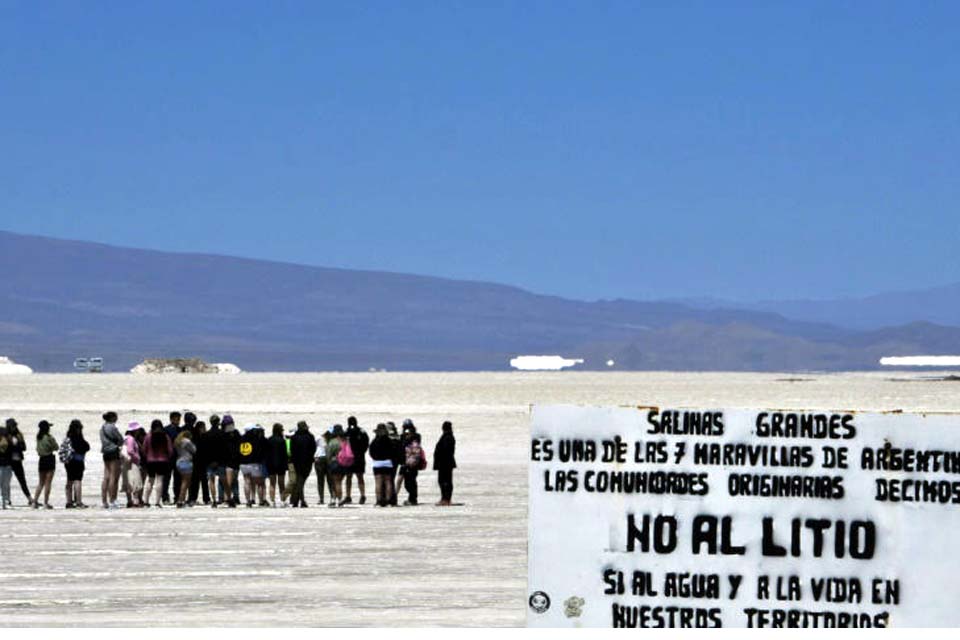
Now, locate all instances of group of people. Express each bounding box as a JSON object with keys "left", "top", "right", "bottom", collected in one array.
[{"left": 0, "top": 413, "right": 457, "bottom": 510}]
